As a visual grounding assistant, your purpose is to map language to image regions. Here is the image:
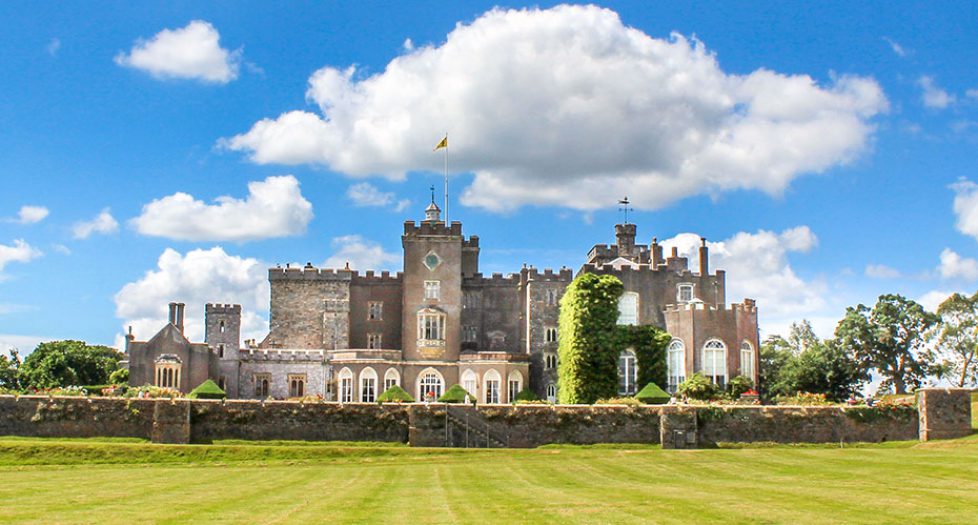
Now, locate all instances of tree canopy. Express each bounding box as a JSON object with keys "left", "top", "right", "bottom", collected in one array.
[
  {"left": 0, "top": 350, "right": 21, "bottom": 390},
  {"left": 933, "top": 292, "right": 978, "bottom": 387},
  {"left": 761, "top": 321, "right": 866, "bottom": 401},
  {"left": 18, "top": 340, "right": 124, "bottom": 389}
]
